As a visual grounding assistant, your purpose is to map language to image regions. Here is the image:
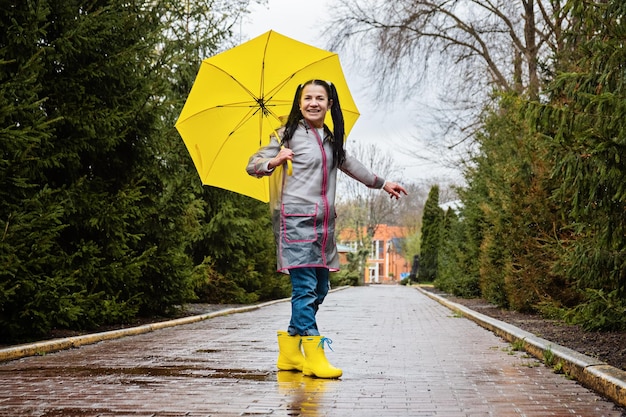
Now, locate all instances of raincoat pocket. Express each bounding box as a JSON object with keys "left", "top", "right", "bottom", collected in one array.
[{"left": 282, "top": 204, "right": 318, "bottom": 243}]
